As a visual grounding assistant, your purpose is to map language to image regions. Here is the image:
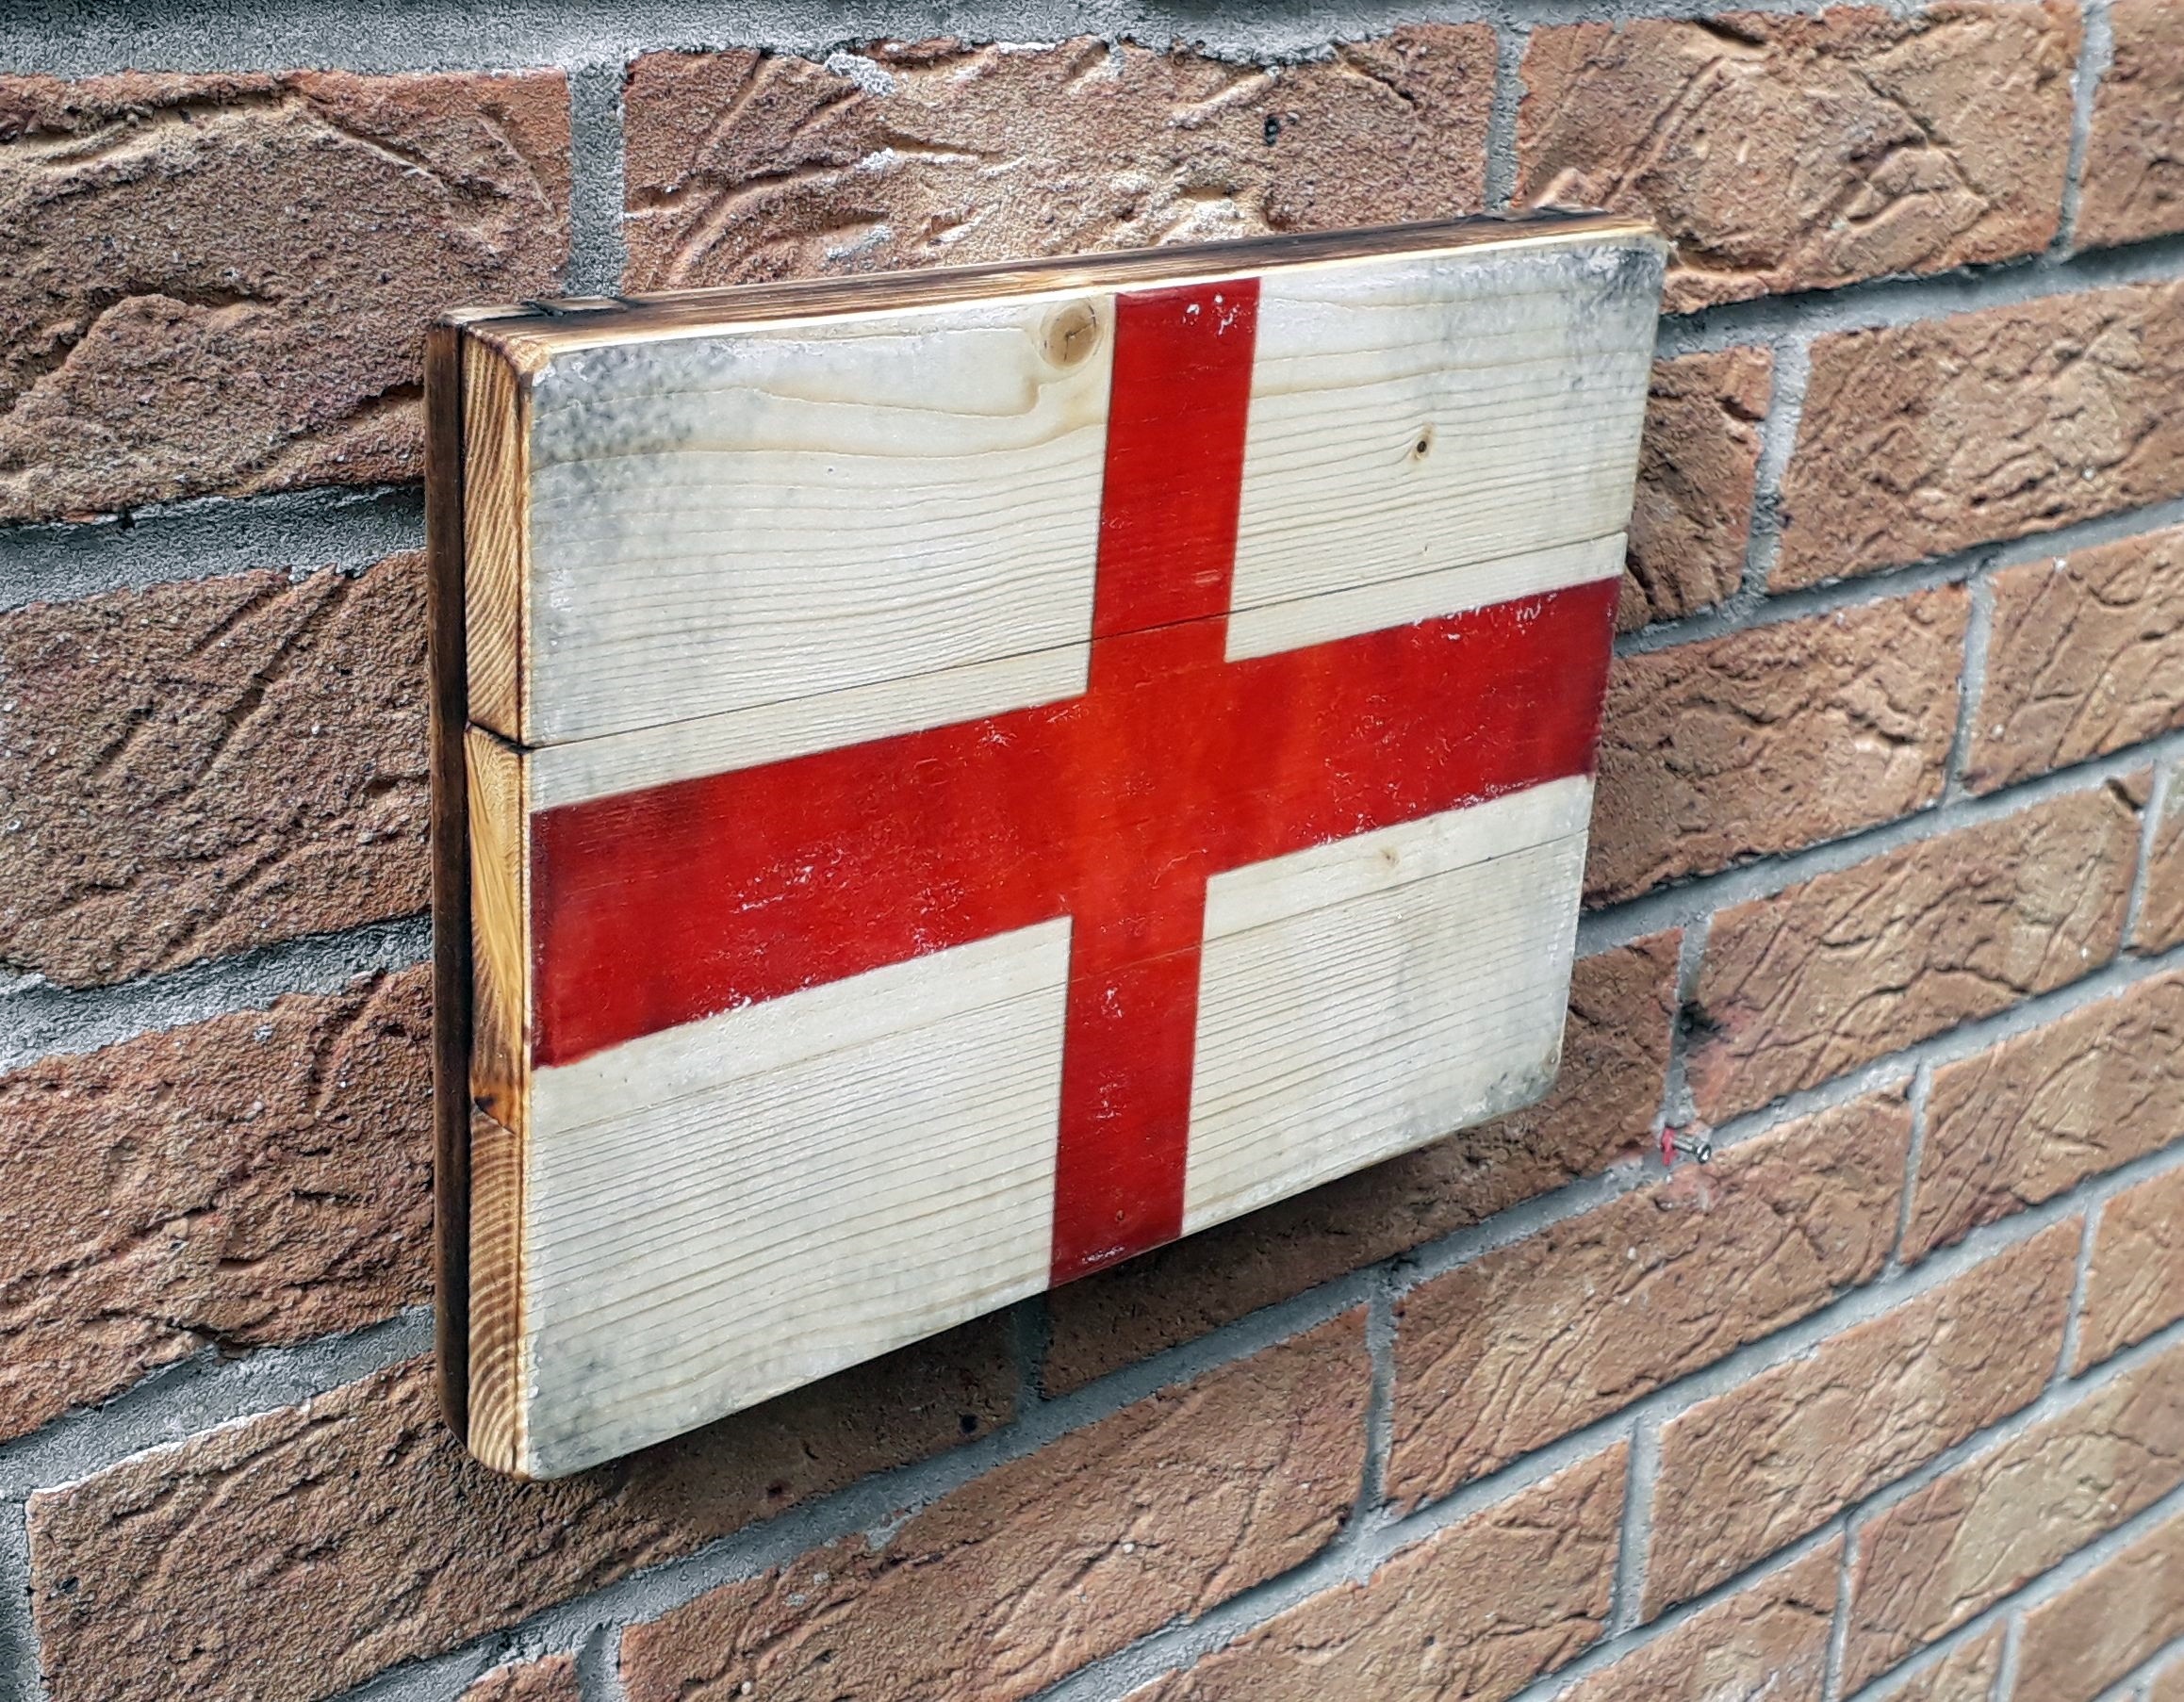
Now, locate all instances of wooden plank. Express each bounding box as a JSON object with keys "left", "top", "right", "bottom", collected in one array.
[
  {"left": 519, "top": 297, "right": 1110, "bottom": 747},
  {"left": 423, "top": 321, "right": 473, "bottom": 1440},
  {"left": 473, "top": 224, "right": 1657, "bottom": 753}
]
